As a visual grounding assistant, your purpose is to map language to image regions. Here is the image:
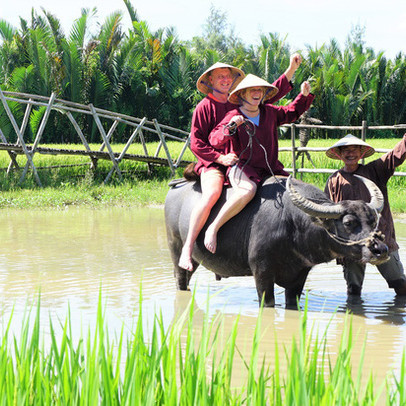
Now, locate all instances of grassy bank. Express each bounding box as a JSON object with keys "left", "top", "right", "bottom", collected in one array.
[
  {"left": 0, "top": 138, "right": 405, "bottom": 212},
  {"left": 1, "top": 292, "right": 404, "bottom": 405},
  {"left": 0, "top": 142, "right": 179, "bottom": 209},
  {"left": 0, "top": 179, "right": 170, "bottom": 209}
]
